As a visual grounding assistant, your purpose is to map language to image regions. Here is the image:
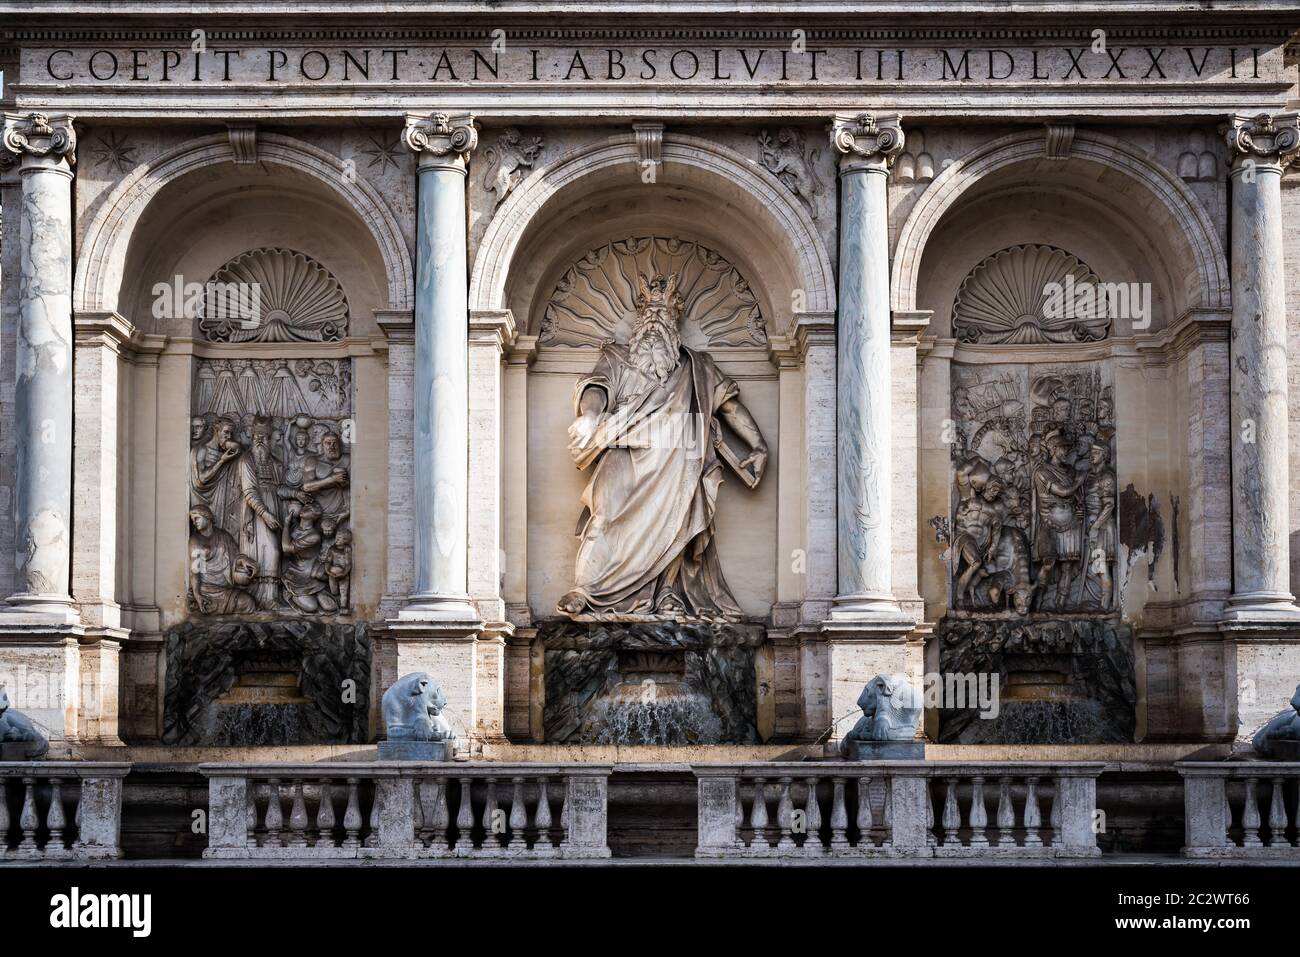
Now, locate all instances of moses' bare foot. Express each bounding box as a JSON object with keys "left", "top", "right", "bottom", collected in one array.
[{"left": 557, "top": 591, "right": 587, "bottom": 616}]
